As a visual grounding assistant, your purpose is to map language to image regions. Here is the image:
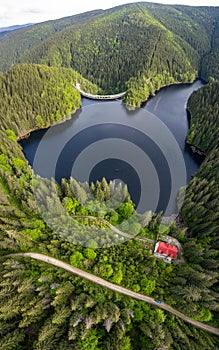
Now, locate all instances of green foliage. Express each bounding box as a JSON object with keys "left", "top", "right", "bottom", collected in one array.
[
  {"left": 6, "top": 129, "right": 16, "bottom": 142},
  {"left": 117, "top": 202, "right": 135, "bottom": 221},
  {"left": 25, "top": 4, "right": 201, "bottom": 100},
  {"left": 0, "top": 63, "right": 98, "bottom": 136},
  {"left": 0, "top": 9, "right": 102, "bottom": 72},
  {"left": 187, "top": 82, "right": 219, "bottom": 152},
  {"left": 84, "top": 248, "right": 97, "bottom": 260},
  {"left": 0, "top": 4, "right": 218, "bottom": 349},
  {"left": 70, "top": 251, "right": 84, "bottom": 267},
  {"left": 201, "top": 9, "right": 219, "bottom": 81},
  {"left": 0, "top": 4, "right": 218, "bottom": 105},
  {"left": 182, "top": 82, "right": 219, "bottom": 249},
  {"left": 177, "top": 82, "right": 219, "bottom": 337}
]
